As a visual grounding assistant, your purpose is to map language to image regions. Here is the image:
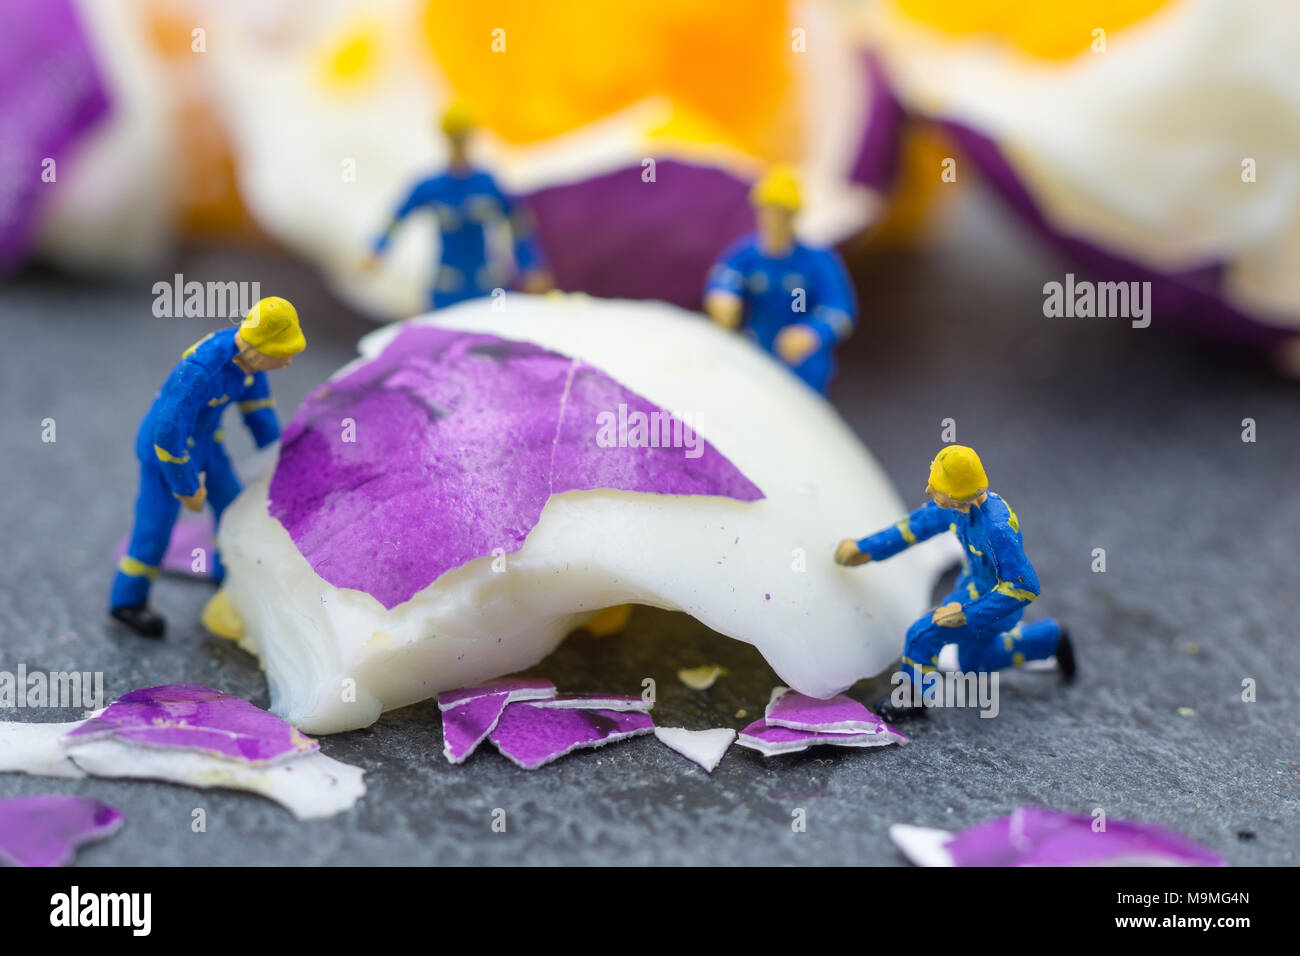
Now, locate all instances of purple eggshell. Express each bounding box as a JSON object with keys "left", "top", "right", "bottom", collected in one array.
[
  {"left": 765, "top": 688, "right": 888, "bottom": 734},
  {"left": 527, "top": 160, "right": 755, "bottom": 309},
  {"left": 946, "top": 806, "right": 1227, "bottom": 867},
  {"left": 441, "top": 692, "right": 509, "bottom": 763},
  {"left": 0, "top": 795, "right": 123, "bottom": 867},
  {"left": 487, "top": 702, "right": 654, "bottom": 769},
  {"left": 531, "top": 694, "right": 651, "bottom": 713},
  {"left": 0, "top": 0, "right": 110, "bottom": 271},
  {"left": 64, "top": 683, "right": 318, "bottom": 764},
  {"left": 736, "top": 717, "right": 907, "bottom": 756},
  {"left": 269, "top": 327, "right": 763, "bottom": 610},
  {"left": 437, "top": 677, "right": 557, "bottom": 711}
]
